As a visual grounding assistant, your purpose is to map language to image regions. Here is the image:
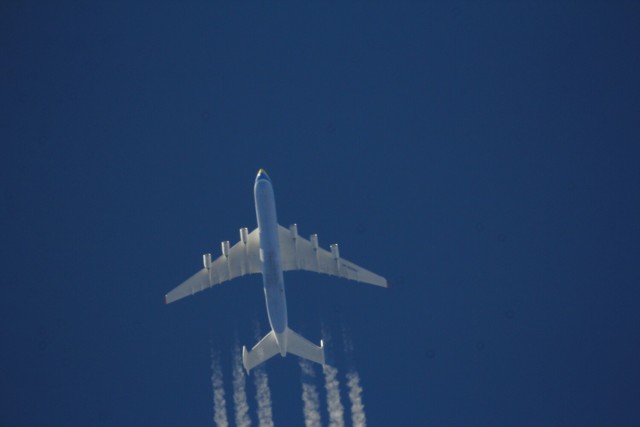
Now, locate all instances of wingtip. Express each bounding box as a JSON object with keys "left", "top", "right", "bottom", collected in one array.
[
  {"left": 242, "top": 345, "right": 251, "bottom": 374},
  {"left": 164, "top": 295, "right": 168, "bottom": 304}
]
